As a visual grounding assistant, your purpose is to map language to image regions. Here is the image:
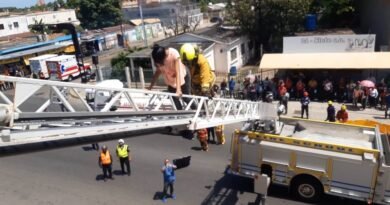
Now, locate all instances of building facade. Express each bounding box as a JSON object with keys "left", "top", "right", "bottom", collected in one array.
[
  {"left": 0, "top": 15, "right": 29, "bottom": 37},
  {"left": 122, "top": 2, "right": 203, "bottom": 32},
  {"left": 0, "top": 9, "right": 79, "bottom": 38},
  {"left": 26, "top": 10, "right": 79, "bottom": 26}
]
